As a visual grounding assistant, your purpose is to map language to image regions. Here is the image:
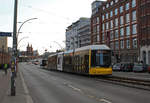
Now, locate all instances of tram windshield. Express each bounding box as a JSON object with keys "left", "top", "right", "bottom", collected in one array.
[{"left": 91, "top": 50, "right": 111, "bottom": 67}]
